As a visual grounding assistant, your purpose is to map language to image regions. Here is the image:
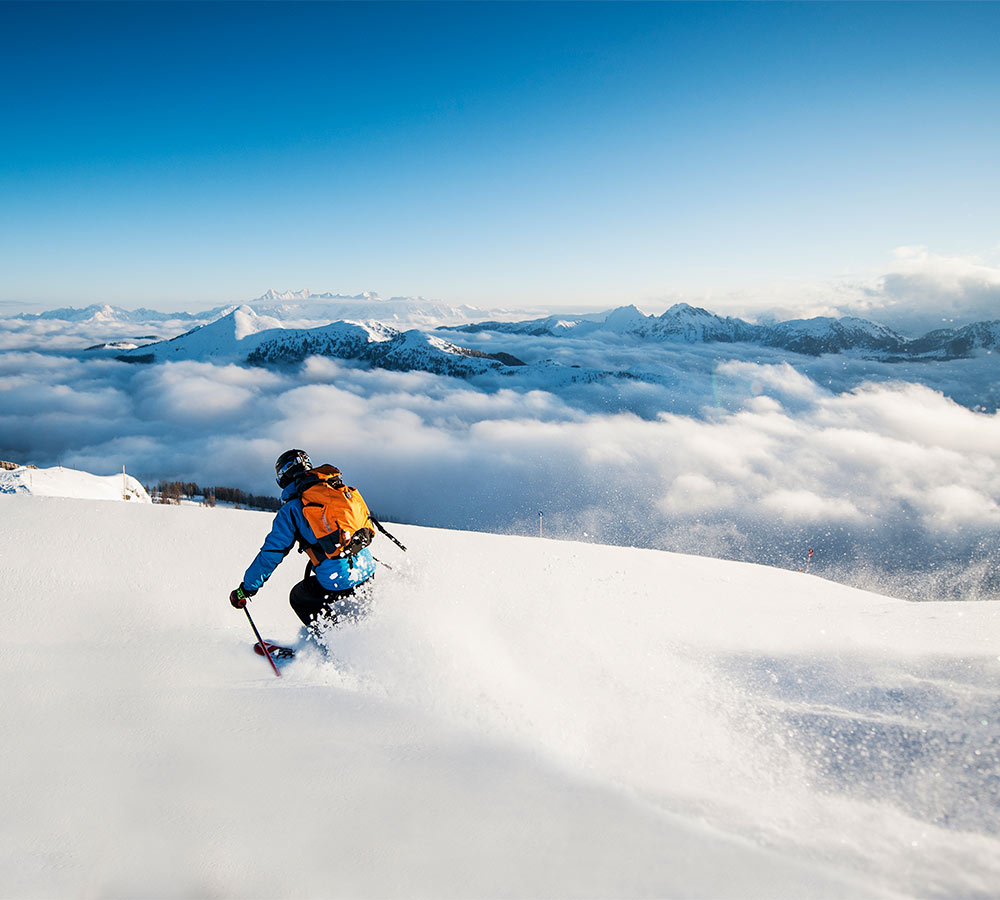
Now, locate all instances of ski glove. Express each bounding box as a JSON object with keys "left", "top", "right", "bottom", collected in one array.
[{"left": 230, "top": 583, "right": 256, "bottom": 609}]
